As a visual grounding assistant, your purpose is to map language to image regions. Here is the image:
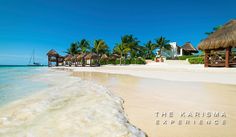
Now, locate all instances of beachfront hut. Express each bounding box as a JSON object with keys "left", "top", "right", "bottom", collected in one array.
[
  {"left": 71, "top": 54, "right": 79, "bottom": 66},
  {"left": 47, "top": 49, "right": 64, "bottom": 67},
  {"left": 110, "top": 54, "right": 120, "bottom": 60},
  {"left": 100, "top": 54, "right": 109, "bottom": 64},
  {"left": 85, "top": 53, "right": 100, "bottom": 66},
  {"left": 107, "top": 54, "right": 120, "bottom": 64},
  {"left": 77, "top": 53, "right": 86, "bottom": 61},
  {"left": 64, "top": 54, "right": 73, "bottom": 66},
  {"left": 101, "top": 54, "right": 108, "bottom": 60},
  {"left": 198, "top": 19, "right": 236, "bottom": 67},
  {"left": 181, "top": 42, "right": 198, "bottom": 55},
  {"left": 77, "top": 53, "right": 87, "bottom": 66}
]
